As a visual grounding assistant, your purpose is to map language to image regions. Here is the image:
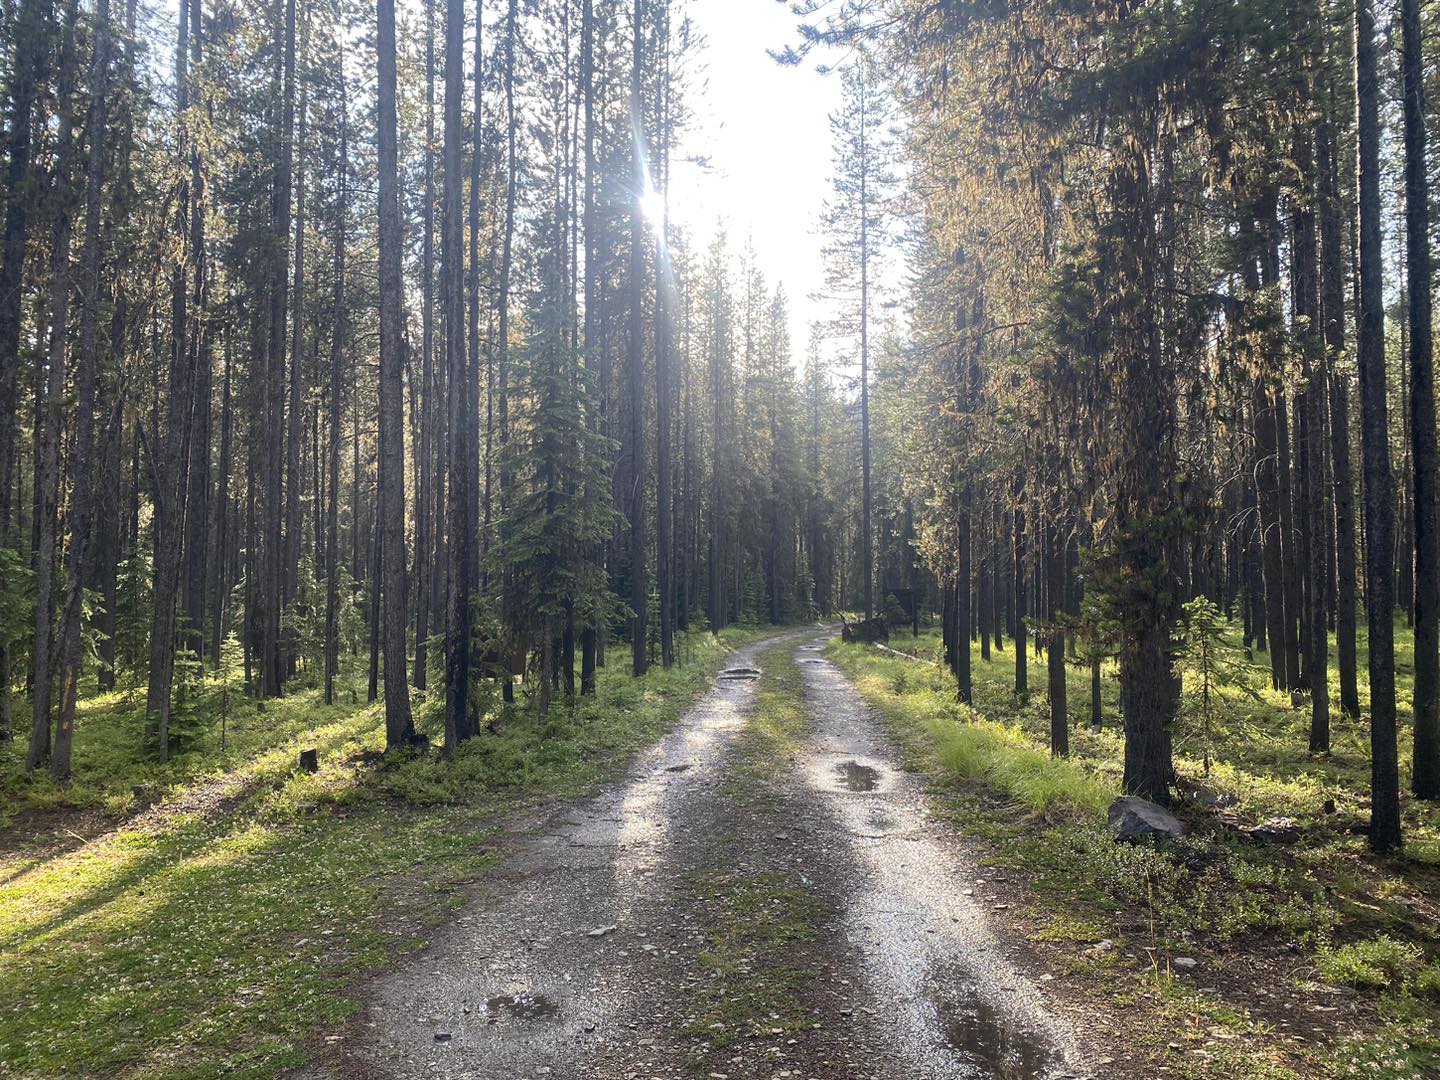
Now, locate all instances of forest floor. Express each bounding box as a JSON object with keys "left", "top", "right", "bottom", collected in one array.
[{"left": 3, "top": 622, "right": 1437, "bottom": 1078}]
